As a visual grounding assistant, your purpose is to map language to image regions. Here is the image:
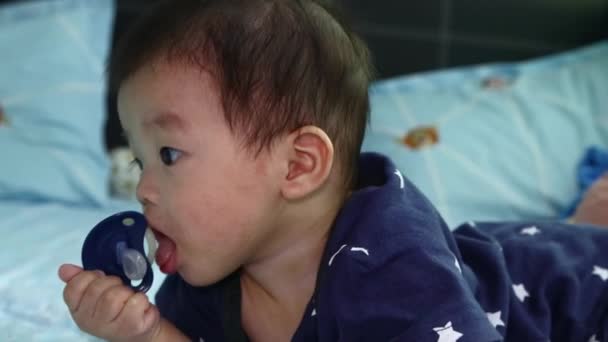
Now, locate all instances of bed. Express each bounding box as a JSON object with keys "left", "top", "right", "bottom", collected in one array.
[{"left": 1, "top": 0, "right": 607, "bottom": 340}]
